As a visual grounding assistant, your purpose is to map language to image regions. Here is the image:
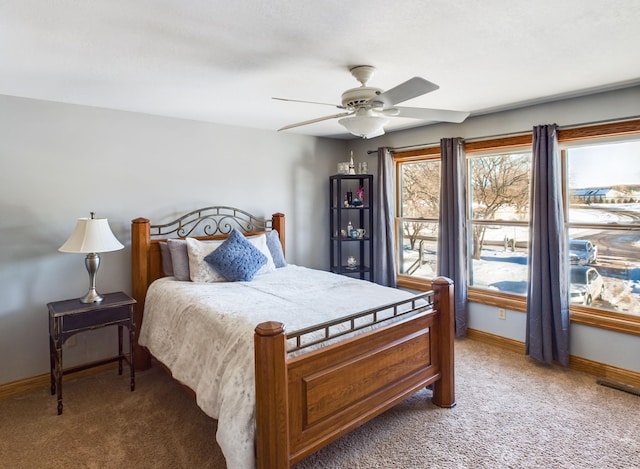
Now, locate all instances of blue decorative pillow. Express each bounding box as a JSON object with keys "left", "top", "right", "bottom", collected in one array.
[
  {"left": 266, "top": 230, "right": 286, "bottom": 268},
  {"left": 204, "top": 229, "right": 267, "bottom": 281}
]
